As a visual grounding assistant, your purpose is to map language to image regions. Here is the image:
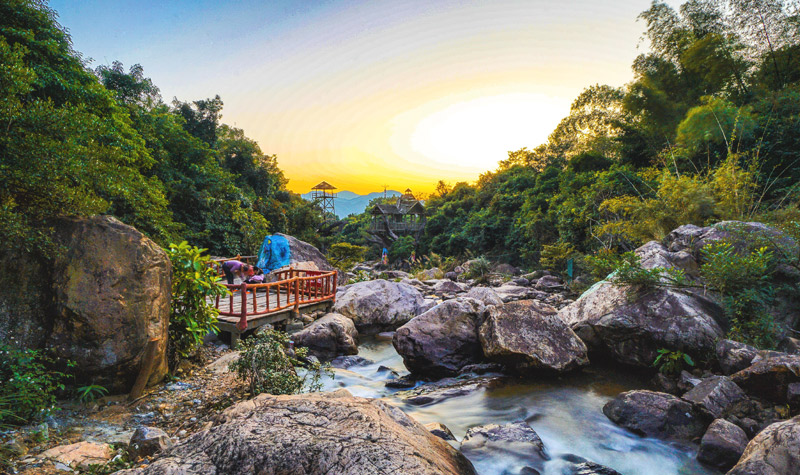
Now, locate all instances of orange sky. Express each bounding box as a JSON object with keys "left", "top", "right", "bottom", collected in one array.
[{"left": 52, "top": 0, "right": 678, "bottom": 194}]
